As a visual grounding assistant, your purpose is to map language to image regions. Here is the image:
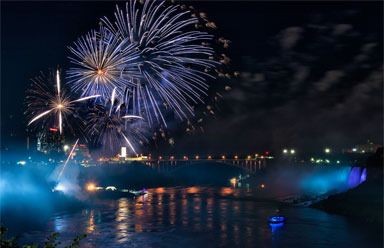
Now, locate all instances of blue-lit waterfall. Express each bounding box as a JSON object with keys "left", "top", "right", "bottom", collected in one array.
[
  {"left": 298, "top": 166, "right": 367, "bottom": 196},
  {"left": 348, "top": 167, "right": 362, "bottom": 188}
]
